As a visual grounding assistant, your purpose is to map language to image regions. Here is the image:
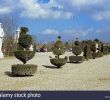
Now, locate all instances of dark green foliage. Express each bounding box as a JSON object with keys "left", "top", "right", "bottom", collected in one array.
[
  {"left": 12, "top": 64, "right": 37, "bottom": 76},
  {"left": 72, "top": 38, "right": 82, "bottom": 56},
  {"left": 101, "top": 44, "right": 109, "bottom": 55},
  {"left": 95, "top": 51, "right": 103, "bottom": 58},
  {"left": 14, "top": 51, "right": 35, "bottom": 64},
  {"left": 91, "top": 42, "right": 96, "bottom": 53},
  {"left": 53, "top": 47, "right": 65, "bottom": 56},
  {"left": 108, "top": 45, "right": 110, "bottom": 52},
  {"left": 69, "top": 38, "right": 84, "bottom": 63},
  {"left": 18, "top": 34, "right": 33, "bottom": 49},
  {"left": 12, "top": 27, "right": 37, "bottom": 77},
  {"left": 69, "top": 56, "right": 85, "bottom": 63},
  {"left": 83, "top": 44, "right": 92, "bottom": 60},
  {"left": 50, "top": 36, "right": 67, "bottom": 68},
  {"left": 17, "top": 44, "right": 24, "bottom": 50},
  {"left": 53, "top": 36, "right": 65, "bottom": 58},
  {"left": 54, "top": 40, "right": 64, "bottom": 49},
  {"left": 91, "top": 42, "right": 96, "bottom": 59},
  {"left": 94, "top": 38, "right": 100, "bottom": 42},
  {"left": 50, "top": 57, "right": 67, "bottom": 68},
  {"left": 74, "top": 41, "right": 80, "bottom": 45},
  {"left": 14, "top": 27, "right": 35, "bottom": 64},
  {"left": 20, "top": 27, "right": 29, "bottom": 35},
  {"left": 72, "top": 46, "right": 82, "bottom": 56}
]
